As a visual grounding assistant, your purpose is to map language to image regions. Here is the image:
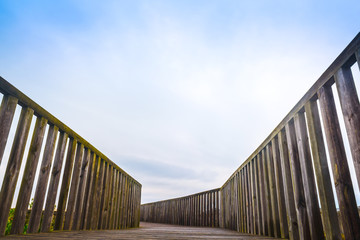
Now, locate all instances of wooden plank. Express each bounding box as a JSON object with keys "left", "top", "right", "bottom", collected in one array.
[
  {"left": 254, "top": 156, "right": 262, "bottom": 235},
  {"left": 246, "top": 164, "right": 253, "bottom": 234},
  {"left": 27, "top": 125, "right": 59, "bottom": 233},
  {"left": 262, "top": 149, "right": 272, "bottom": 236},
  {"left": 41, "top": 131, "right": 68, "bottom": 232},
  {"left": 250, "top": 159, "right": 258, "bottom": 234},
  {"left": 294, "top": 111, "right": 325, "bottom": 240},
  {"left": 0, "top": 107, "right": 33, "bottom": 235},
  {"left": 0, "top": 95, "right": 18, "bottom": 164},
  {"left": 266, "top": 144, "right": 280, "bottom": 237},
  {"left": 0, "top": 222, "right": 289, "bottom": 240},
  {"left": 271, "top": 137, "right": 289, "bottom": 238},
  {"left": 109, "top": 170, "right": 118, "bottom": 229},
  {"left": 72, "top": 147, "right": 90, "bottom": 230},
  {"left": 318, "top": 84, "right": 360, "bottom": 239},
  {"left": 257, "top": 153, "right": 266, "bottom": 235},
  {"left": 285, "top": 120, "right": 311, "bottom": 240},
  {"left": 304, "top": 100, "right": 341, "bottom": 240},
  {"left": 10, "top": 117, "right": 47, "bottom": 234},
  {"left": 98, "top": 162, "right": 109, "bottom": 229},
  {"left": 114, "top": 172, "right": 122, "bottom": 229},
  {"left": 82, "top": 152, "right": 97, "bottom": 230},
  {"left": 102, "top": 164, "right": 113, "bottom": 229},
  {"left": 53, "top": 138, "right": 77, "bottom": 230},
  {"left": 278, "top": 129, "right": 299, "bottom": 240},
  {"left": 90, "top": 158, "right": 105, "bottom": 230},
  {"left": 63, "top": 143, "right": 84, "bottom": 230},
  {"left": 335, "top": 66, "right": 360, "bottom": 189}
]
